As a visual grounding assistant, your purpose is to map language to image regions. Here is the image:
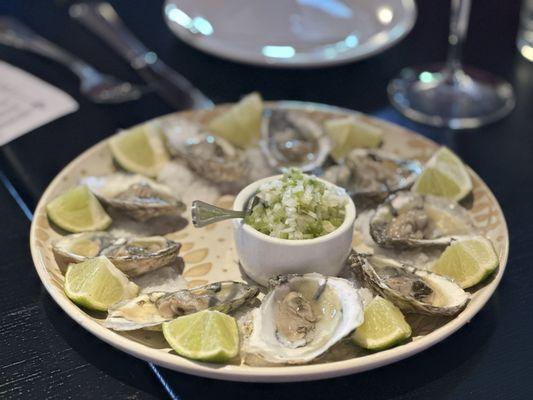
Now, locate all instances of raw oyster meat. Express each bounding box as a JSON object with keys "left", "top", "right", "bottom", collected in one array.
[
  {"left": 323, "top": 149, "right": 422, "bottom": 203},
  {"left": 350, "top": 253, "right": 469, "bottom": 316},
  {"left": 244, "top": 273, "right": 363, "bottom": 364},
  {"left": 260, "top": 108, "right": 330, "bottom": 172},
  {"left": 52, "top": 231, "right": 180, "bottom": 277},
  {"left": 163, "top": 119, "right": 247, "bottom": 183},
  {"left": 105, "top": 281, "right": 259, "bottom": 331},
  {"left": 81, "top": 173, "right": 186, "bottom": 221},
  {"left": 370, "top": 191, "right": 476, "bottom": 249}
]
